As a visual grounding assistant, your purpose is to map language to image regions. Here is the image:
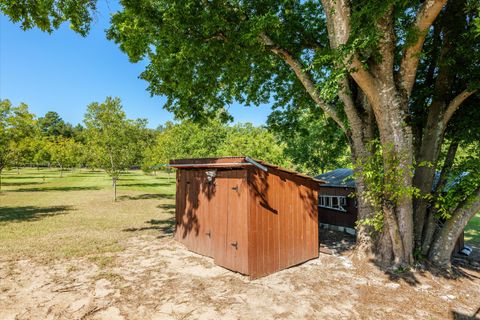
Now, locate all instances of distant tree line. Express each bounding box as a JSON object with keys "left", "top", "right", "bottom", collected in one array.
[{"left": 0, "top": 97, "right": 351, "bottom": 195}]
